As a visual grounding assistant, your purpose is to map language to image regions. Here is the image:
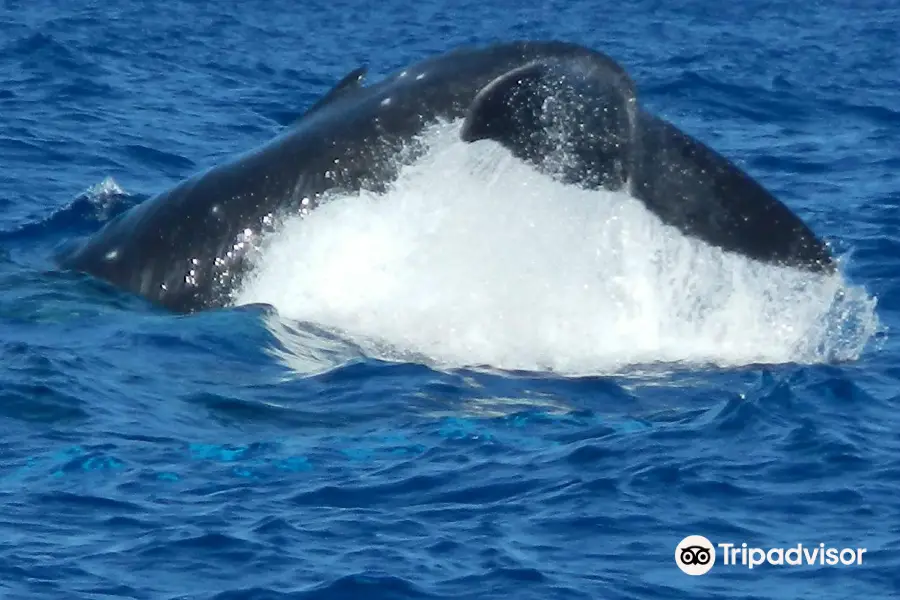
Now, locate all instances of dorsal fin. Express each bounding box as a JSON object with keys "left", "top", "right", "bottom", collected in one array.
[{"left": 299, "top": 66, "right": 367, "bottom": 121}]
